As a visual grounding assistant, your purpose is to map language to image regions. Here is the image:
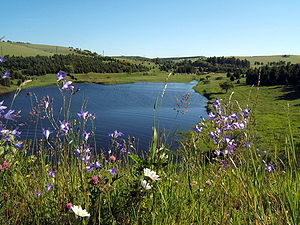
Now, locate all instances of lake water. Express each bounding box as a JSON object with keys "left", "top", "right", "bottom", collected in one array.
[{"left": 1, "top": 81, "right": 207, "bottom": 151}]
